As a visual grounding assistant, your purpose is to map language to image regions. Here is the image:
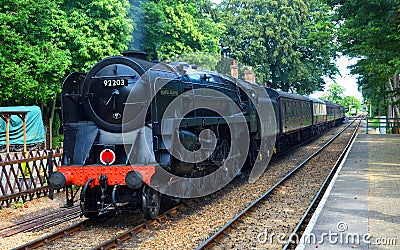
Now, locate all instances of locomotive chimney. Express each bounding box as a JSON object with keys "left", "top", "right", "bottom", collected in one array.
[
  {"left": 230, "top": 60, "right": 239, "bottom": 79},
  {"left": 122, "top": 50, "right": 148, "bottom": 60},
  {"left": 244, "top": 66, "right": 255, "bottom": 84}
]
